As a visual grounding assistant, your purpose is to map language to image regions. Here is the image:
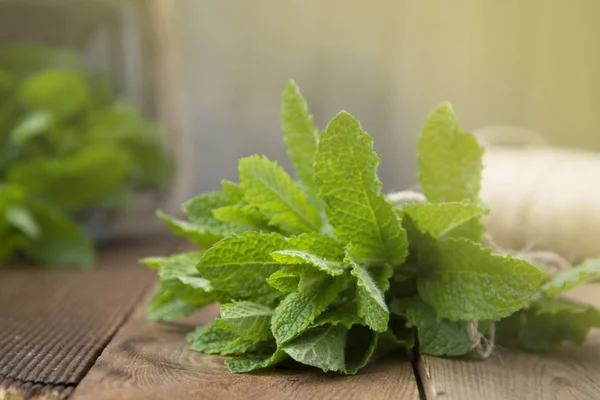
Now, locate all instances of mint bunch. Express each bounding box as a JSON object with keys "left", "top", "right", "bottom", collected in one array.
[
  {"left": 144, "top": 80, "right": 600, "bottom": 374},
  {"left": 0, "top": 45, "right": 172, "bottom": 267}
]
